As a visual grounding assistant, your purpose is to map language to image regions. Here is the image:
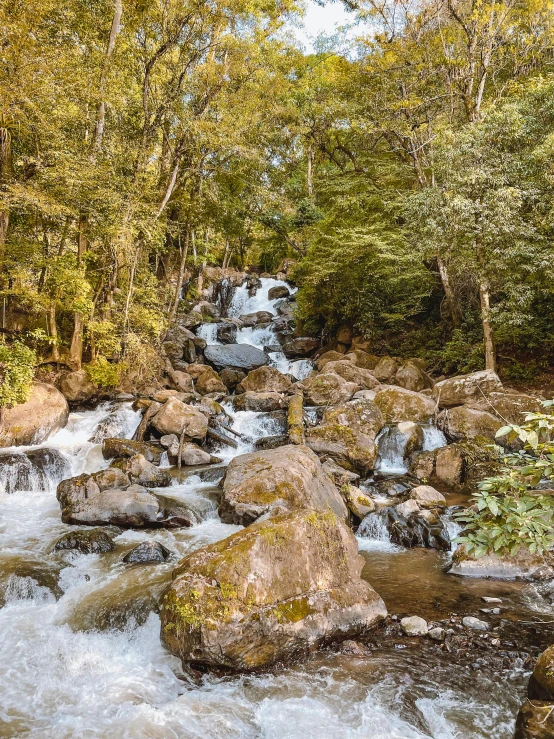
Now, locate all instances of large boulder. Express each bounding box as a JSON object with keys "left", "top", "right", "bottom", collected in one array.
[
  {"left": 59, "top": 484, "right": 196, "bottom": 528},
  {"left": 60, "top": 370, "right": 98, "bottom": 403},
  {"left": 216, "top": 322, "right": 237, "bottom": 344},
  {"left": 299, "top": 373, "right": 357, "bottom": 406},
  {"left": 315, "top": 351, "right": 346, "bottom": 371},
  {"left": 233, "top": 391, "right": 285, "bottom": 412},
  {"left": 268, "top": 285, "right": 290, "bottom": 300},
  {"left": 321, "top": 360, "right": 379, "bottom": 390},
  {"left": 160, "top": 510, "right": 387, "bottom": 670},
  {"left": 467, "top": 391, "right": 542, "bottom": 424},
  {"left": 373, "top": 357, "right": 399, "bottom": 383},
  {"left": 449, "top": 547, "right": 554, "bottom": 580},
  {"left": 373, "top": 386, "right": 435, "bottom": 423},
  {"left": 102, "top": 438, "right": 162, "bottom": 464},
  {"left": 151, "top": 399, "right": 208, "bottom": 439},
  {"left": 432, "top": 370, "right": 502, "bottom": 408},
  {"left": 306, "top": 400, "right": 384, "bottom": 473},
  {"left": 345, "top": 350, "right": 380, "bottom": 370},
  {"left": 115, "top": 453, "right": 171, "bottom": 488},
  {"left": 514, "top": 700, "right": 554, "bottom": 739},
  {"left": 219, "top": 445, "right": 347, "bottom": 525},
  {"left": 0, "top": 382, "right": 69, "bottom": 447},
  {"left": 437, "top": 406, "right": 502, "bottom": 441},
  {"left": 195, "top": 367, "right": 227, "bottom": 395},
  {"left": 239, "top": 310, "right": 274, "bottom": 326},
  {"left": 204, "top": 344, "right": 269, "bottom": 371},
  {"left": 395, "top": 361, "right": 431, "bottom": 393},
  {"left": 238, "top": 366, "right": 293, "bottom": 394},
  {"left": 529, "top": 645, "right": 554, "bottom": 701},
  {"left": 282, "top": 337, "right": 320, "bottom": 358}
]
